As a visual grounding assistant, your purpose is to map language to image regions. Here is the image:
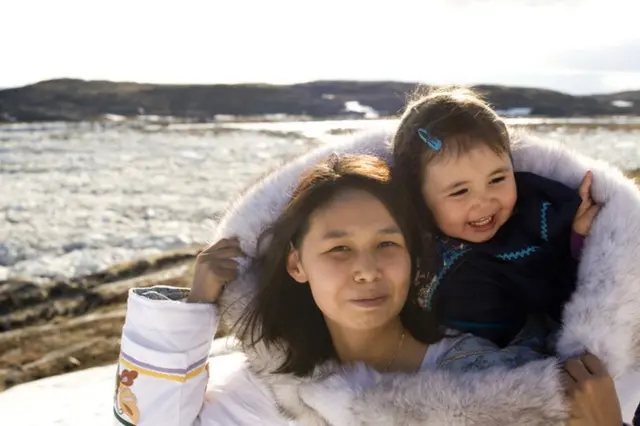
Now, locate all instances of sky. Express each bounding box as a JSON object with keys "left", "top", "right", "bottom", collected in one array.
[{"left": 3, "top": 0, "right": 640, "bottom": 94}]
